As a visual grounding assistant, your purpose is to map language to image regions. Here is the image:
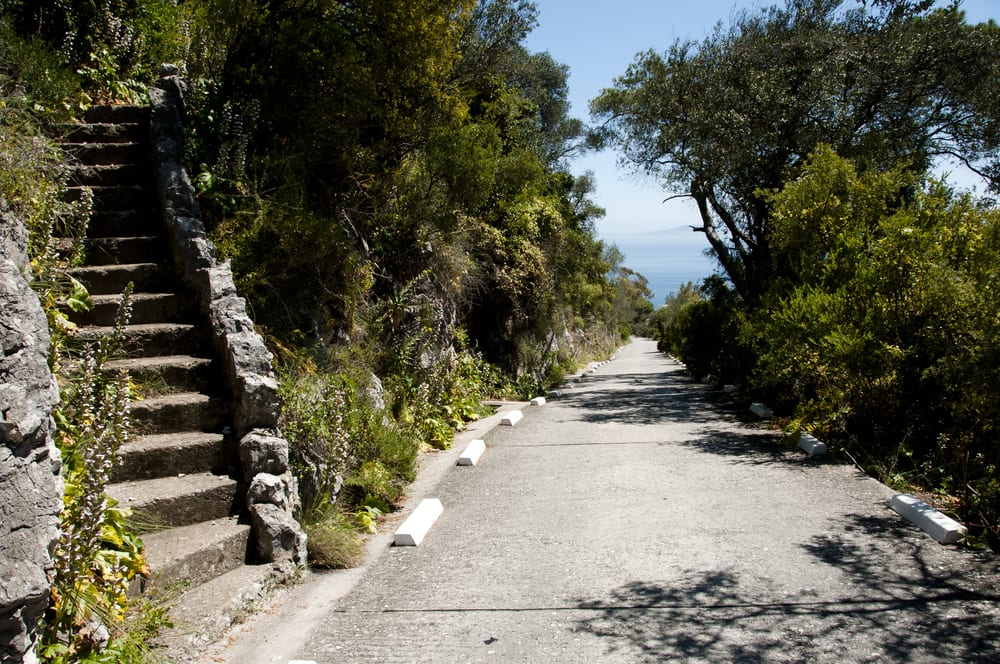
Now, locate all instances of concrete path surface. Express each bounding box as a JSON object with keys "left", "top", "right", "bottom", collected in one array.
[{"left": 205, "top": 338, "right": 1000, "bottom": 663}]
